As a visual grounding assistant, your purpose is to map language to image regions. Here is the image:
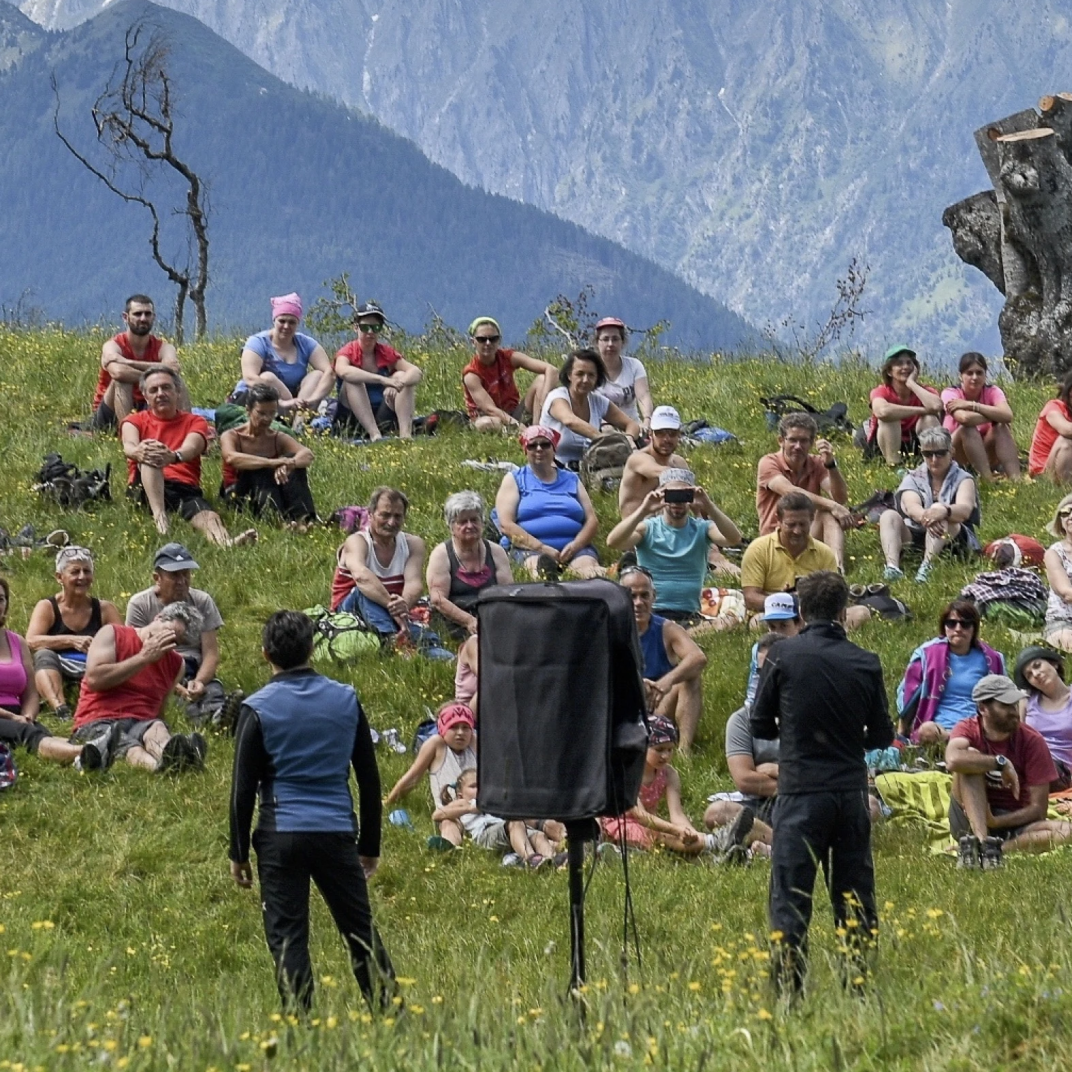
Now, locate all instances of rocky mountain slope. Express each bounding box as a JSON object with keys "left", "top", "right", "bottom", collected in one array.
[
  {"left": 19, "top": 0, "right": 1072, "bottom": 361},
  {"left": 0, "top": 0, "right": 752, "bottom": 345}
]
